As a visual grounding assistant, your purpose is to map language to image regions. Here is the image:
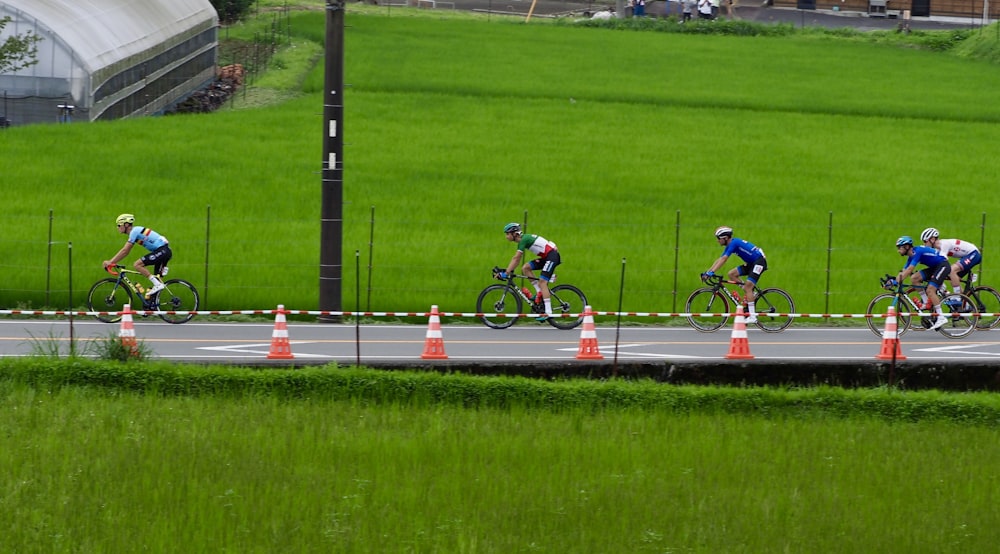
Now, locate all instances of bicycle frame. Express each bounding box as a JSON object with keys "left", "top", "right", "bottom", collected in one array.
[
  {"left": 477, "top": 267, "right": 587, "bottom": 330},
  {"left": 88, "top": 264, "right": 199, "bottom": 324},
  {"left": 867, "top": 274, "right": 979, "bottom": 339},
  {"left": 105, "top": 266, "right": 158, "bottom": 308},
  {"left": 686, "top": 274, "right": 794, "bottom": 333}
]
